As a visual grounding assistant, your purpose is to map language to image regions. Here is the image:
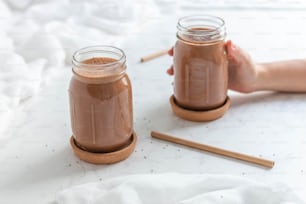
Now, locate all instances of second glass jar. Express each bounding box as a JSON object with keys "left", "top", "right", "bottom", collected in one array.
[{"left": 173, "top": 15, "right": 228, "bottom": 111}]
